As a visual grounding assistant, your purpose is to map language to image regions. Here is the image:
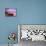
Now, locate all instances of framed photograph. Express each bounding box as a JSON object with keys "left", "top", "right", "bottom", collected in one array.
[
  {"left": 18, "top": 24, "right": 46, "bottom": 41},
  {"left": 5, "top": 8, "right": 16, "bottom": 16}
]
